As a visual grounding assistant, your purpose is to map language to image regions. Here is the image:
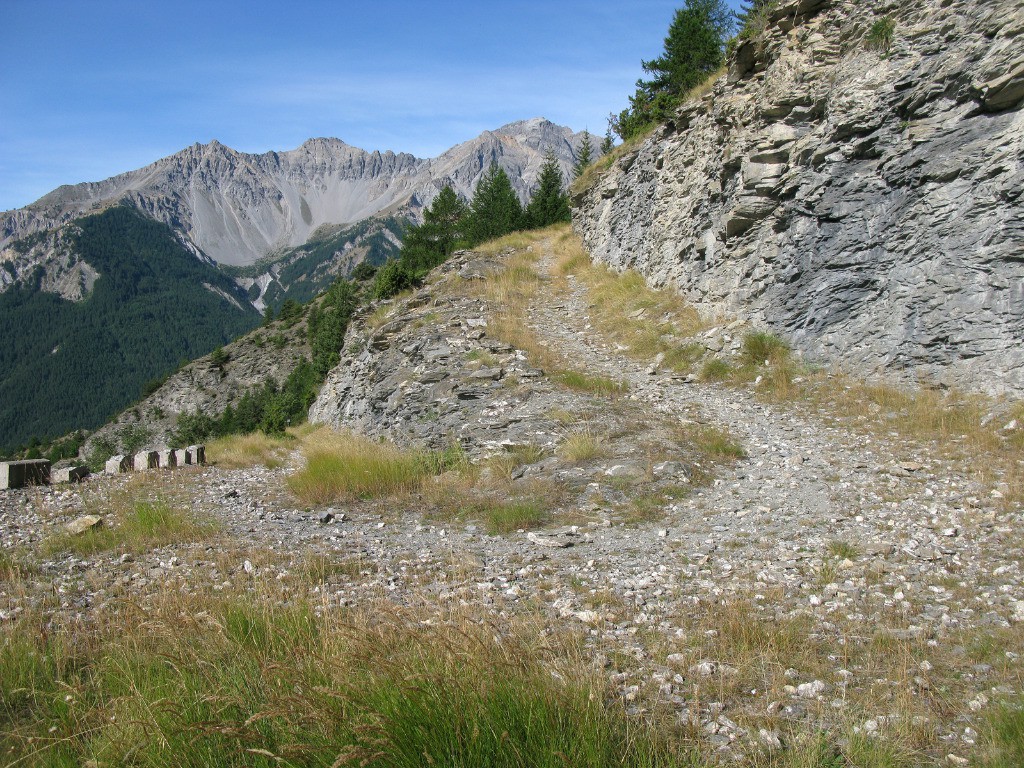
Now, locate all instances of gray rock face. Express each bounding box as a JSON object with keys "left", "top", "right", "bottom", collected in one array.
[
  {"left": 1, "top": 118, "right": 591, "bottom": 272},
  {"left": 572, "top": 0, "right": 1024, "bottom": 396},
  {"left": 309, "top": 252, "right": 570, "bottom": 457}
]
